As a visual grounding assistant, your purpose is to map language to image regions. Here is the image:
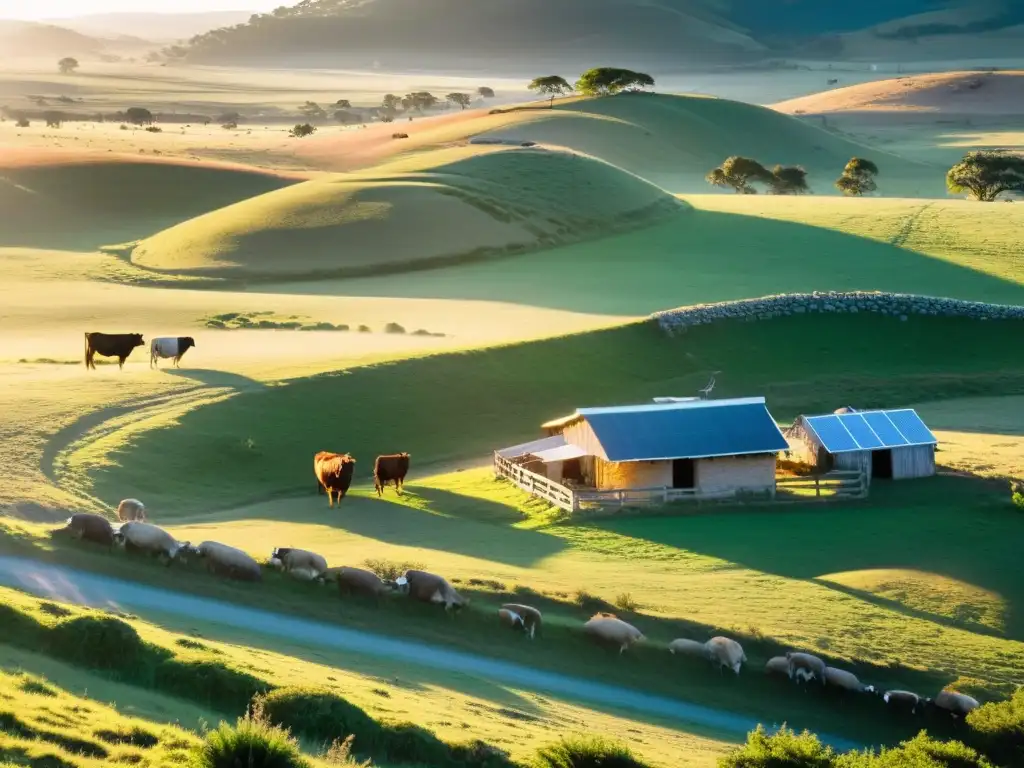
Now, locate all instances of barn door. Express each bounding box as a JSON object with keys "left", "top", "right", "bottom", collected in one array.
[{"left": 672, "top": 459, "right": 695, "bottom": 489}]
